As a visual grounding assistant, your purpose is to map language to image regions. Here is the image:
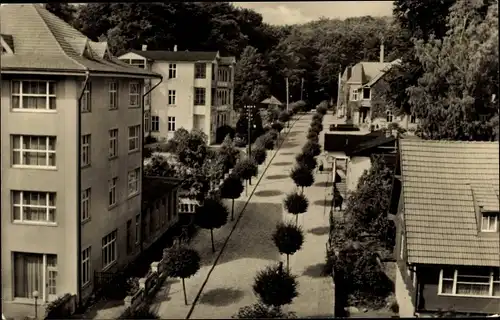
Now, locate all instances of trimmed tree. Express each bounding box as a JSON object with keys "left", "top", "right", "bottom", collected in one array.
[
  {"left": 272, "top": 222, "right": 304, "bottom": 272},
  {"left": 271, "top": 122, "right": 284, "bottom": 135},
  {"left": 252, "top": 147, "right": 267, "bottom": 165},
  {"left": 220, "top": 174, "right": 245, "bottom": 221},
  {"left": 279, "top": 110, "right": 291, "bottom": 128},
  {"left": 306, "top": 130, "right": 318, "bottom": 140},
  {"left": 194, "top": 197, "right": 229, "bottom": 253},
  {"left": 302, "top": 140, "right": 321, "bottom": 157},
  {"left": 219, "top": 134, "right": 241, "bottom": 171},
  {"left": 253, "top": 262, "right": 298, "bottom": 309},
  {"left": 290, "top": 165, "right": 314, "bottom": 193},
  {"left": 163, "top": 246, "right": 201, "bottom": 305},
  {"left": 255, "top": 133, "right": 275, "bottom": 151},
  {"left": 296, "top": 152, "right": 317, "bottom": 171},
  {"left": 284, "top": 192, "right": 309, "bottom": 225},
  {"left": 312, "top": 113, "right": 323, "bottom": 122},
  {"left": 234, "top": 303, "right": 297, "bottom": 319},
  {"left": 233, "top": 158, "right": 258, "bottom": 194}
]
